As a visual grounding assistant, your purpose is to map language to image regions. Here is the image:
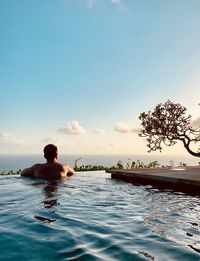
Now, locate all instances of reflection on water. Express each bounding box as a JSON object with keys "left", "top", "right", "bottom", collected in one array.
[
  {"left": 34, "top": 215, "right": 56, "bottom": 223},
  {"left": 0, "top": 172, "right": 200, "bottom": 260},
  {"left": 35, "top": 181, "right": 61, "bottom": 222},
  {"left": 43, "top": 182, "right": 59, "bottom": 198},
  {"left": 43, "top": 199, "right": 60, "bottom": 209}
]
